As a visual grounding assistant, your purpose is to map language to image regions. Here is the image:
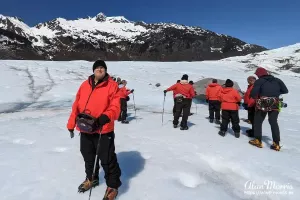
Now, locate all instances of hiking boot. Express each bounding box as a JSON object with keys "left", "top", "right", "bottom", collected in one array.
[
  {"left": 249, "top": 139, "right": 263, "bottom": 148},
  {"left": 173, "top": 124, "right": 178, "bottom": 128},
  {"left": 180, "top": 126, "right": 189, "bottom": 130},
  {"left": 121, "top": 120, "right": 129, "bottom": 124},
  {"left": 218, "top": 131, "right": 226, "bottom": 137},
  {"left": 78, "top": 177, "right": 99, "bottom": 193},
  {"left": 270, "top": 142, "right": 281, "bottom": 151},
  {"left": 234, "top": 132, "right": 240, "bottom": 138},
  {"left": 103, "top": 187, "right": 118, "bottom": 200},
  {"left": 245, "top": 119, "right": 251, "bottom": 124},
  {"left": 209, "top": 119, "right": 214, "bottom": 123},
  {"left": 215, "top": 120, "right": 221, "bottom": 125}
]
